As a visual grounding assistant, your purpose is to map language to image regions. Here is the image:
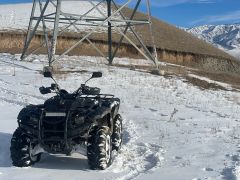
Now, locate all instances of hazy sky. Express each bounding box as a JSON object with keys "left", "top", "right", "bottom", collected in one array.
[{"left": 0, "top": 0, "right": 240, "bottom": 27}]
